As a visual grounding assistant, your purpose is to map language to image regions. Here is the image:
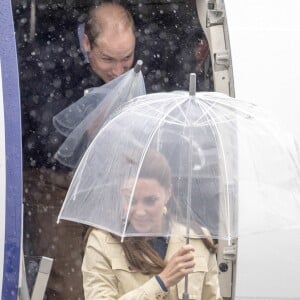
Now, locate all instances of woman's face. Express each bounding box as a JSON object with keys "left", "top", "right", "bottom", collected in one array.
[{"left": 121, "top": 178, "right": 171, "bottom": 233}]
